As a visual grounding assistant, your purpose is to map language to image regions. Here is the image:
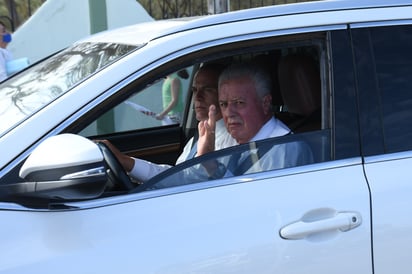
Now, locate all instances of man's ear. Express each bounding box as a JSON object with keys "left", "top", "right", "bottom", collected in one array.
[{"left": 262, "top": 94, "right": 273, "bottom": 115}]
